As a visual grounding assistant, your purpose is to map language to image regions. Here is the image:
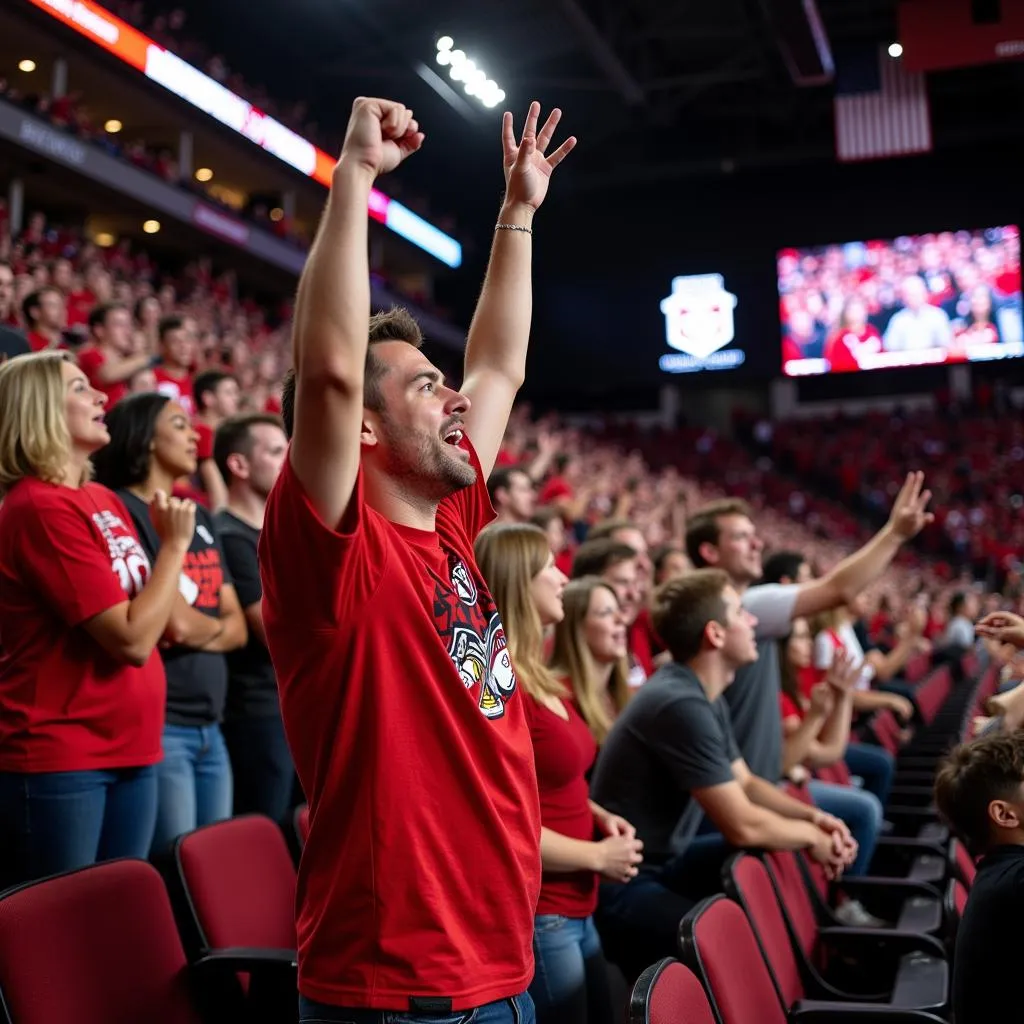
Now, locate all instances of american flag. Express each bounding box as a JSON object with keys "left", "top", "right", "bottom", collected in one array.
[{"left": 834, "top": 45, "right": 932, "bottom": 162}]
